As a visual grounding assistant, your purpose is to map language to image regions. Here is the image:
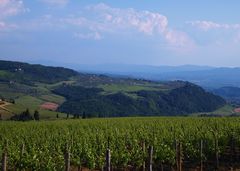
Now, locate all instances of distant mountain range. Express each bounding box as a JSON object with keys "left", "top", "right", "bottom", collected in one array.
[
  {"left": 79, "top": 64, "right": 214, "bottom": 73},
  {"left": 78, "top": 64, "right": 240, "bottom": 88}
]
